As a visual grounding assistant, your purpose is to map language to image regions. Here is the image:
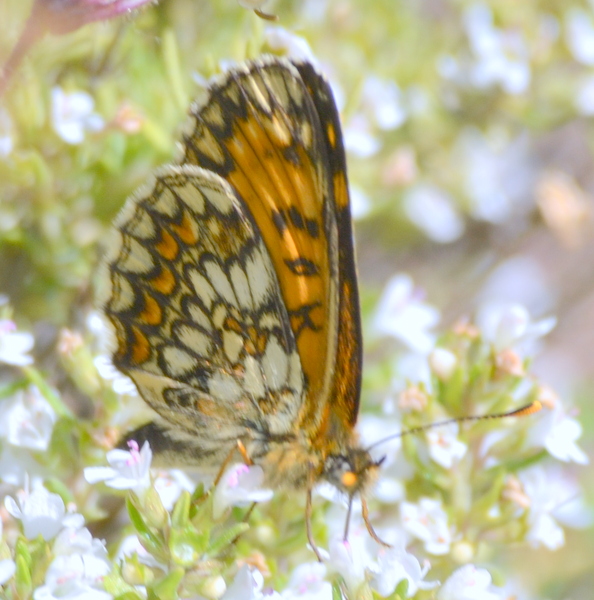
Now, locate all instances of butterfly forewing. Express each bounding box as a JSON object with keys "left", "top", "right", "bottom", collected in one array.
[{"left": 181, "top": 58, "right": 343, "bottom": 433}]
